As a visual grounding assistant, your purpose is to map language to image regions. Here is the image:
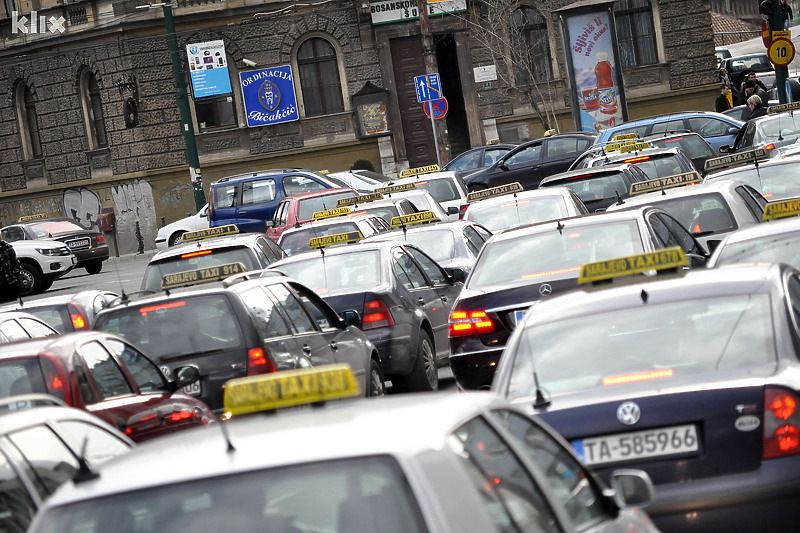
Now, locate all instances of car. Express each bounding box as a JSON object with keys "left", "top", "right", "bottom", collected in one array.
[
  {"left": 346, "top": 195, "right": 421, "bottom": 225},
  {"left": 96, "top": 267, "right": 384, "bottom": 413},
  {"left": 363, "top": 220, "right": 493, "bottom": 275},
  {"left": 461, "top": 183, "right": 589, "bottom": 232},
  {"left": 1, "top": 216, "right": 109, "bottom": 275},
  {"left": 0, "top": 311, "right": 59, "bottom": 343},
  {"left": 208, "top": 168, "right": 354, "bottom": 233},
  {"left": 715, "top": 47, "right": 732, "bottom": 69},
  {"left": 463, "top": 132, "right": 596, "bottom": 192},
  {"left": 722, "top": 53, "right": 773, "bottom": 89},
  {"left": 0, "top": 290, "right": 119, "bottom": 333},
  {"left": 448, "top": 206, "right": 708, "bottom": 391},
  {"left": 8, "top": 239, "right": 76, "bottom": 296},
  {"left": 725, "top": 103, "right": 800, "bottom": 153},
  {"left": 577, "top": 144, "right": 698, "bottom": 179},
  {"left": 0, "top": 395, "right": 133, "bottom": 532},
  {"left": 266, "top": 187, "right": 359, "bottom": 242},
  {"left": 154, "top": 203, "right": 209, "bottom": 249},
  {"left": 537, "top": 163, "right": 651, "bottom": 212},
  {"left": 27, "top": 367, "right": 658, "bottom": 533},
  {"left": 278, "top": 212, "right": 391, "bottom": 256},
  {"left": 325, "top": 169, "right": 391, "bottom": 190},
  {"left": 593, "top": 112, "right": 743, "bottom": 152},
  {"left": 373, "top": 188, "right": 453, "bottom": 221},
  {"left": 374, "top": 167, "right": 470, "bottom": 220},
  {"left": 269, "top": 237, "right": 464, "bottom": 392},
  {"left": 704, "top": 150, "right": 800, "bottom": 201},
  {"left": 492, "top": 256, "right": 800, "bottom": 532},
  {"left": 0, "top": 331, "right": 215, "bottom": 441},
  {"left": 442, "top": 143, "right": 517, "bottom": 172},
  {"left": 140, "top": 225, "right": 286, "bottom": 292},
  {"left": 723, "top": 100, "right": 779, "bottom": 122},
  {"left": 607, "top": 179, "right": 766, "bottom": 254}
]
